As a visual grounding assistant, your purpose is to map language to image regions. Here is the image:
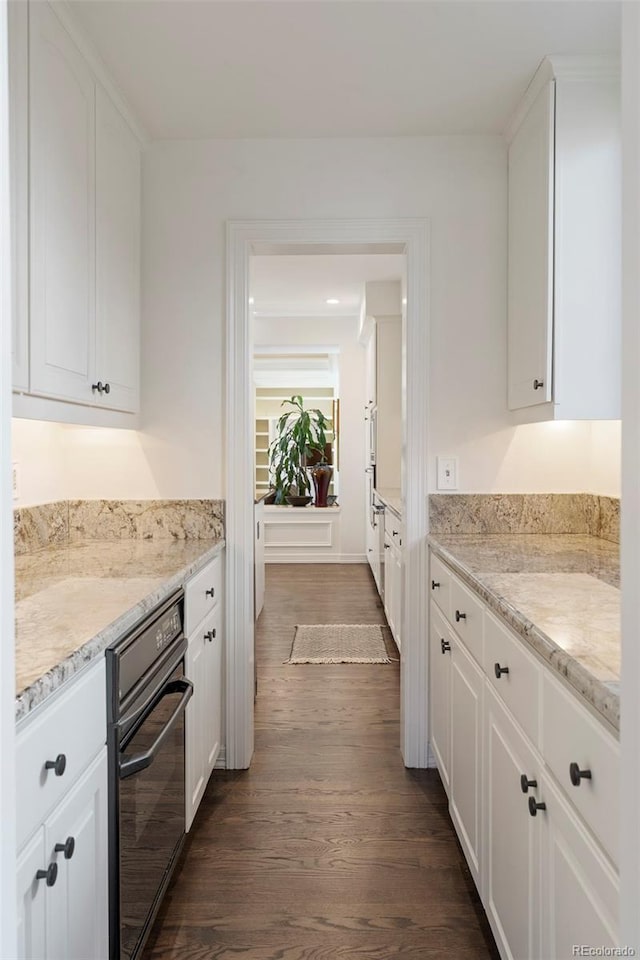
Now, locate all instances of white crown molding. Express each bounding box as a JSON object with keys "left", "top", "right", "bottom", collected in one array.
[
  {"left": 505, "top": 54, "right": 620, "bottom": 144},
  {"left": 49, "top": 0, "right": 149, "bottom": 145}
]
